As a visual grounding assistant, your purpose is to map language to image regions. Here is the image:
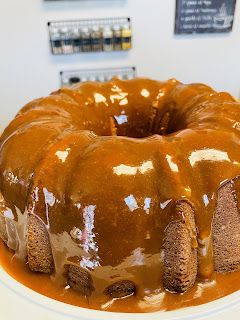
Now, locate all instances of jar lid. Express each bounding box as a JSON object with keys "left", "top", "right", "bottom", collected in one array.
[
  {"left": 61, "top": 27, "right": 69, "bottom": 33},
  {"left": 81, "top": 27, "right": 89, "bottom": 33},
  {"left": 72, "top": 28, "right": 80, "bottom": 35},
  {"left": 92, "top": 25, "right": 100, "bottom": 32},
  {"left": 122, "top": 23, "right": 130, "bottom": 30},
  {"left": 113, "top": 25, "right": 121, "bottom": 31}
]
